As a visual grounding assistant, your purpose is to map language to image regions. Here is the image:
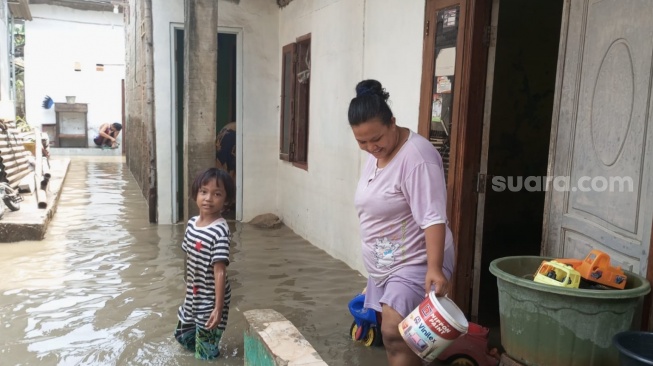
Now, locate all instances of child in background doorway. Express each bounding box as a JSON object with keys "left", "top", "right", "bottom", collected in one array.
[{"left": 174, "top": 168, "right": 235, "bottom": 359}]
